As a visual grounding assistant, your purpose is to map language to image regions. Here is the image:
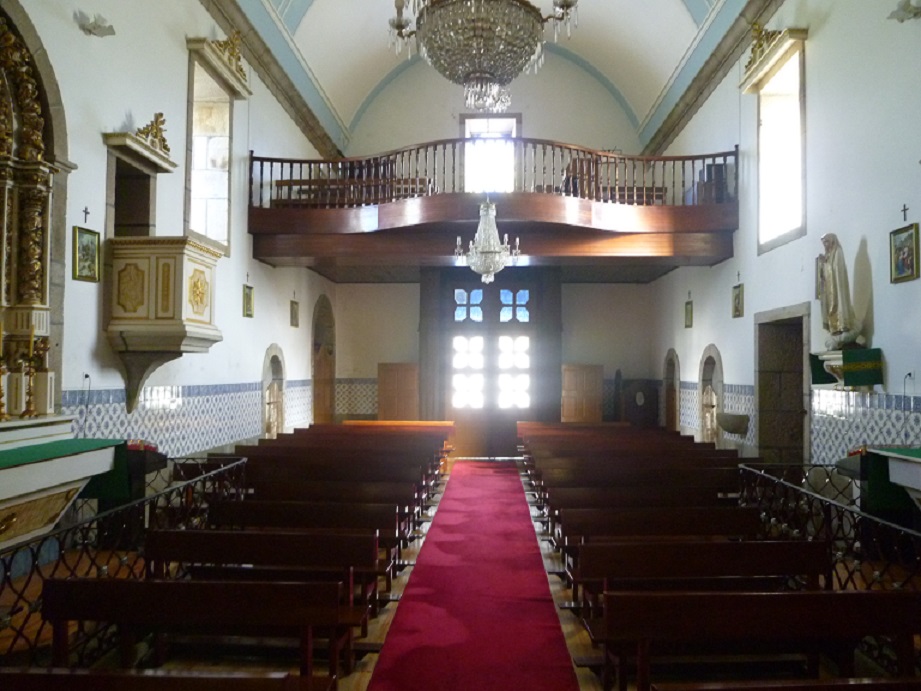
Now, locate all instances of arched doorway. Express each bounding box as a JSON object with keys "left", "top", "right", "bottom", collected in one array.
[
  {"left": 312, "top": 295, "right": 335, "bottom": 424},
  {"left": 663, "top": 350, "right": 680, "bottom": 432},
  {"left": 262, "top": 346, "right": 285, "bottom": 438},
  {"left": 698, "top": 345, "right": 724, "bottom": 446}
]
